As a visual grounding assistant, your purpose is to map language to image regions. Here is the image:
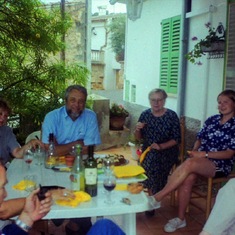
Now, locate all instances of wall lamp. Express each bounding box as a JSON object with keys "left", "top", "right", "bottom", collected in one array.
[{"left": 109, "top": 0, "right": 144, "bottom": 21}]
